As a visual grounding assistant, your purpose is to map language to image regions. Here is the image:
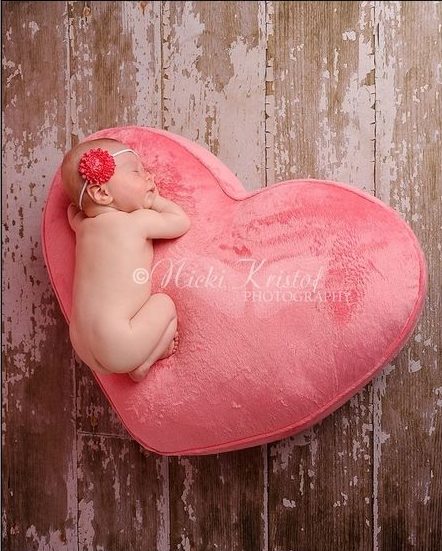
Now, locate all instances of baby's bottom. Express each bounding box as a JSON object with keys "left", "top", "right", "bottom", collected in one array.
[{"left": 92, "top": 293, "right": 178, "bottom": 381}]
